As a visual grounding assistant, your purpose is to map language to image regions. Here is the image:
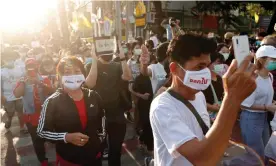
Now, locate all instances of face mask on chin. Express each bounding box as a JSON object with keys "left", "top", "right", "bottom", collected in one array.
[
  {"left": 177, "top": 64, "right": 211, "bottom": 90},
  {"left": 62, "top": 74, "right": 85, "bottom": 91}
]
